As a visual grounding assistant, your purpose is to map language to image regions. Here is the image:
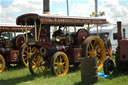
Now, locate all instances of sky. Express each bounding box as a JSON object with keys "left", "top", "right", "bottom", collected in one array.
[{"left": 0, "top": 0, "right": 128, "bottom": 24}]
